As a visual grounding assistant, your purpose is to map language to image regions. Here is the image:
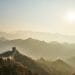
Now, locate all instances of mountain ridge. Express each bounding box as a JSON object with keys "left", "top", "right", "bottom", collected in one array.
[
  {"left": 1, "top": 38, "right": 75, "bottom": 59},
  {"left": 0, "top": 31, "right": 75, "bottom": 43},
  {"left": 0, "top": 47, "right": 50, "bottom": 75}
]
